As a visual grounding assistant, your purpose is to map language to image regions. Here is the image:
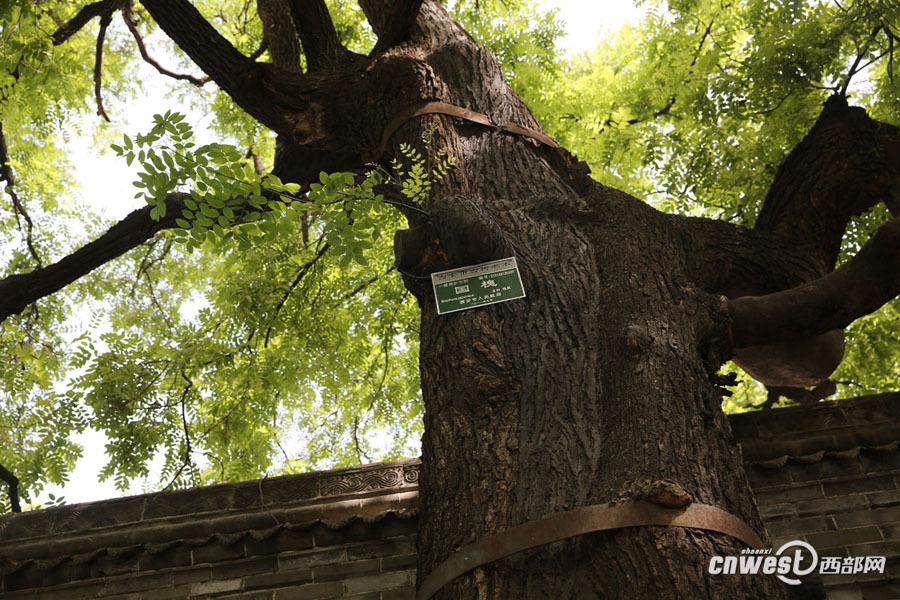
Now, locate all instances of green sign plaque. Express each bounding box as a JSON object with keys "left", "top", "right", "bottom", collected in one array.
[{"left": 431, "top": 257, "right": 526, "bottom": 315}]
